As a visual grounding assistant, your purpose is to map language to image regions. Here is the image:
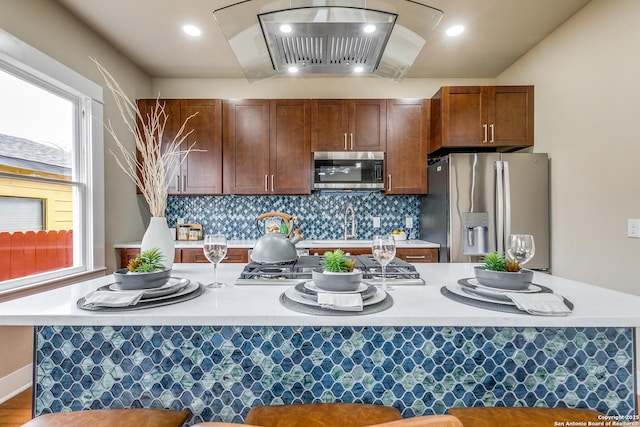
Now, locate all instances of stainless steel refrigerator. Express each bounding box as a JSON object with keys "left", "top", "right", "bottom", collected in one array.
[{"left": 420, "top": 153, "right": 550, "bottom": 271}]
